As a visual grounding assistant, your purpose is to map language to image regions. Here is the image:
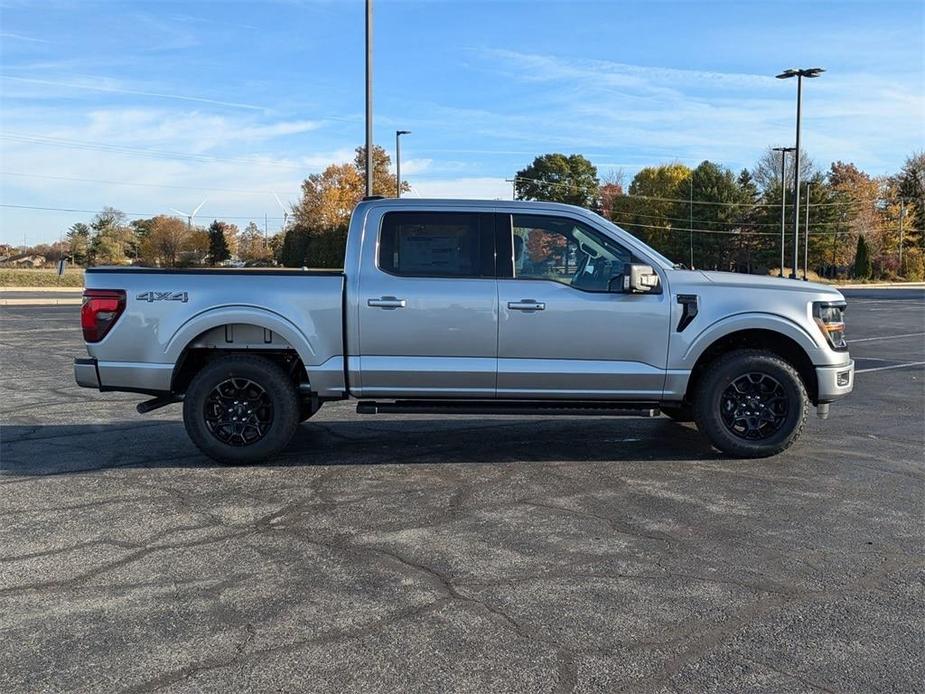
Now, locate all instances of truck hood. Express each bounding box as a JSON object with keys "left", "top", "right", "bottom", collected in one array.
[{"left": 669, "top": 269, "right": 845, "bottom": 300}]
